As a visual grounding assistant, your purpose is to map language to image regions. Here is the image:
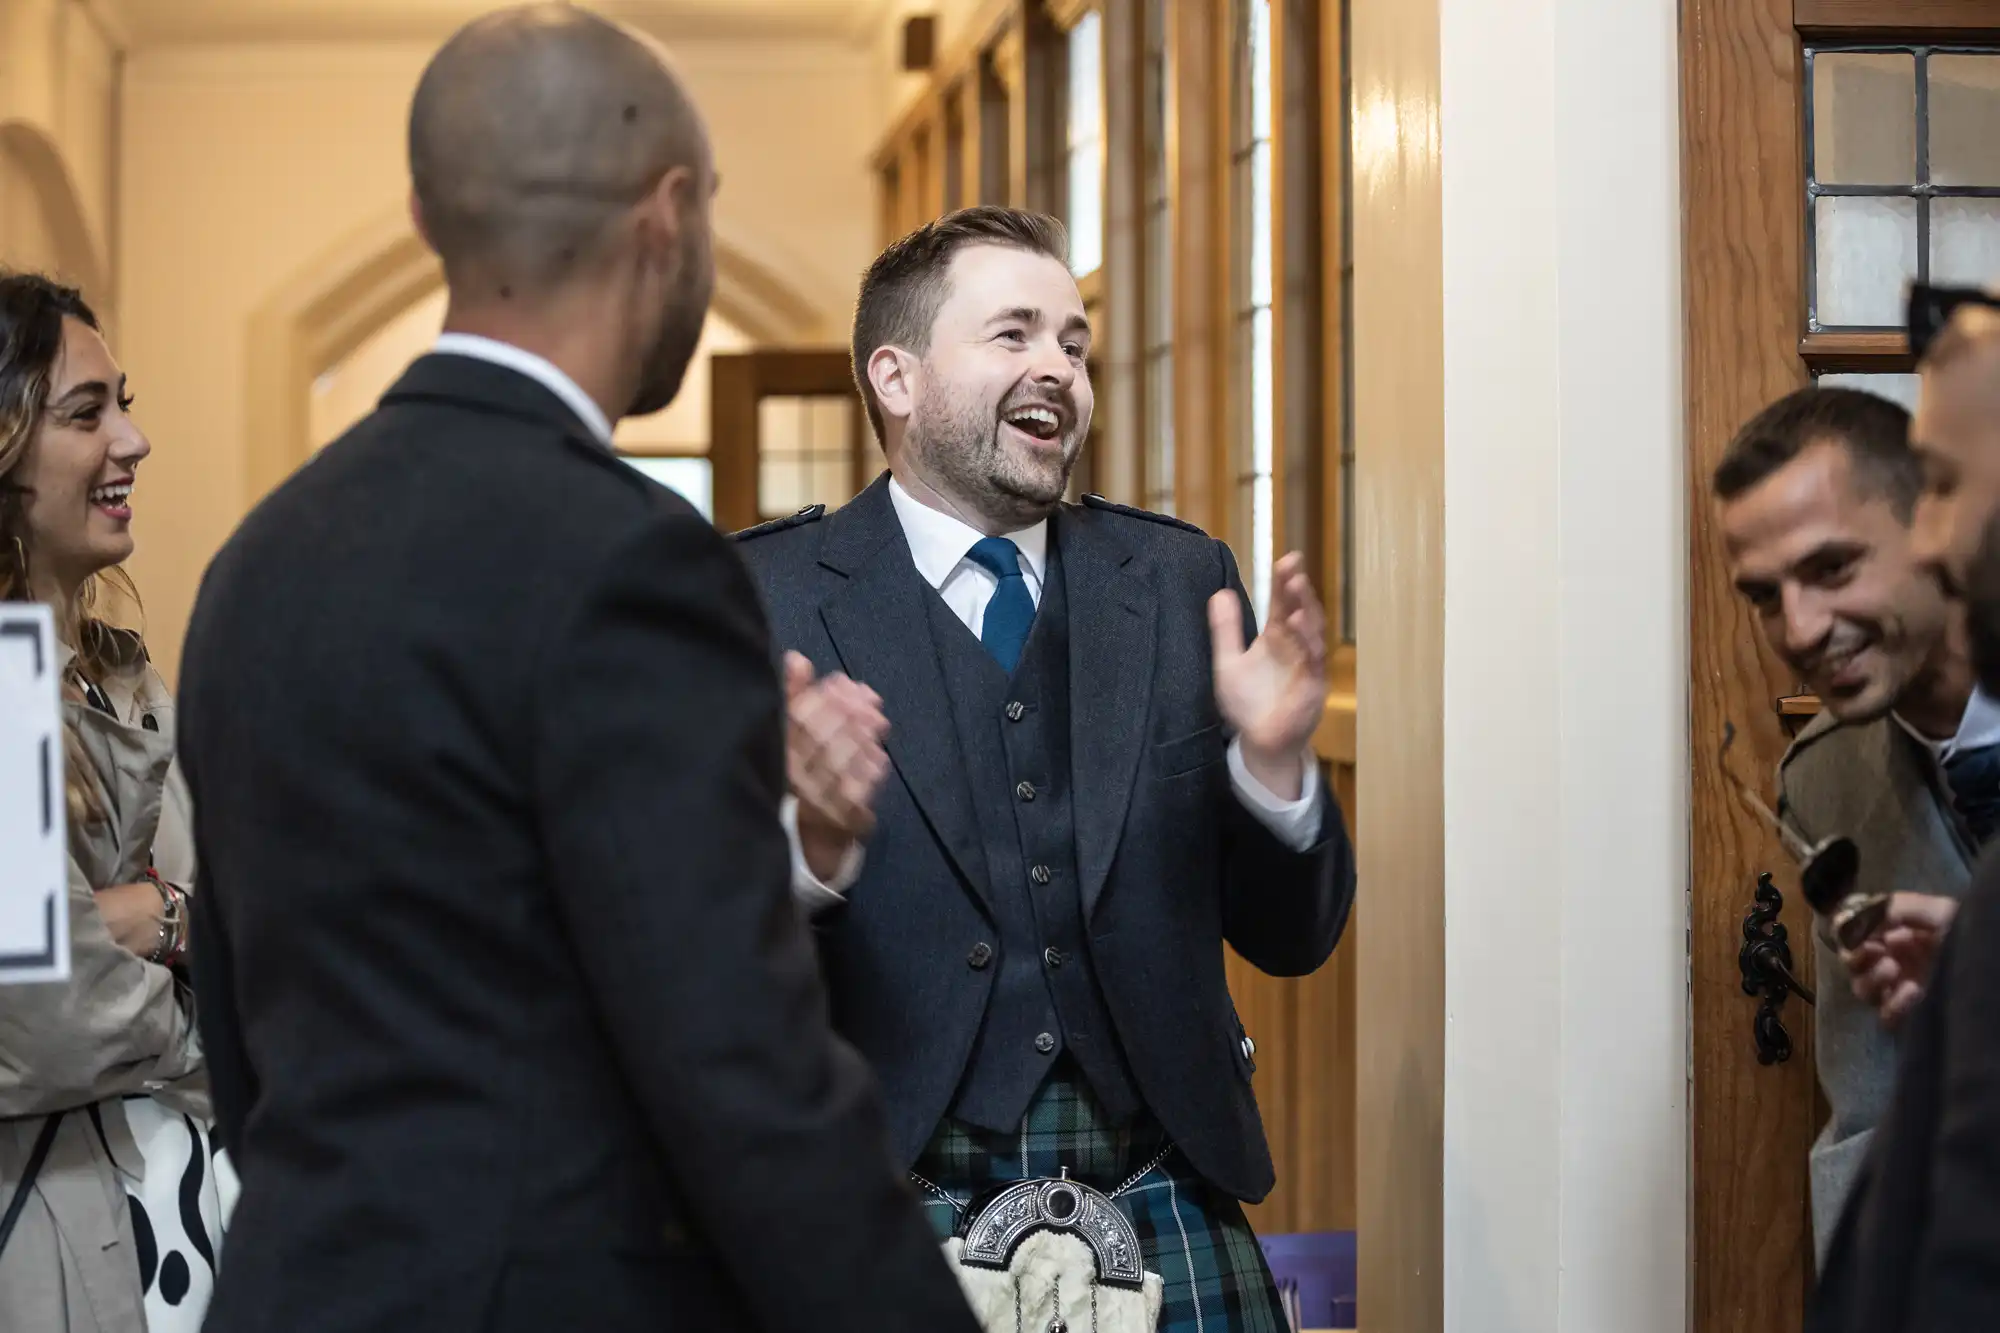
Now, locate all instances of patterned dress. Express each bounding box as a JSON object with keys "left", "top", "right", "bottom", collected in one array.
[{"left": 113, "top": 1098, "right": 236, "bottom": 1333}]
